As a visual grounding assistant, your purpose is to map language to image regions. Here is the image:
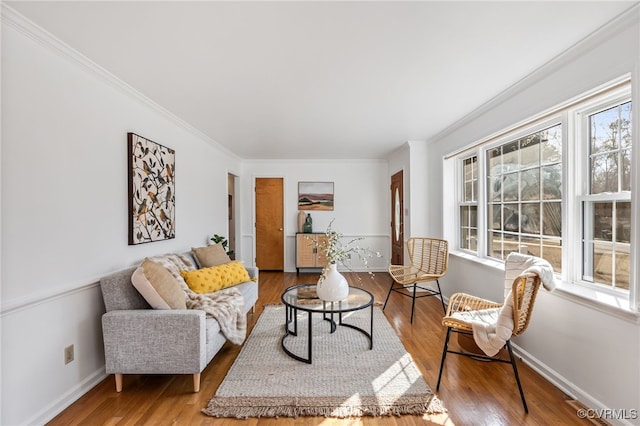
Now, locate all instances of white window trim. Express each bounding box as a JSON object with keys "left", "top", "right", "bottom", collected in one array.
[
  {"left": 457, "top": 154, "right": 479, "bottom": 254},
  {"left": 480, "top": 115, "right": 564, "bottom": 260},
  {"left": 444, "top": 75, "right": 638, "bottom": 320},
  {"left": 571, "top": 91, "right": 633, "bottom": 297},
  {"left": 630, "top": 61, "right": 640, "bottom": 313}
]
